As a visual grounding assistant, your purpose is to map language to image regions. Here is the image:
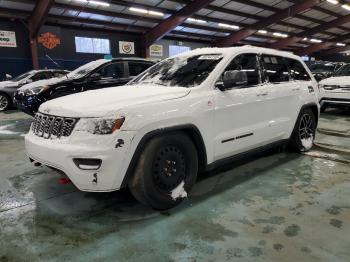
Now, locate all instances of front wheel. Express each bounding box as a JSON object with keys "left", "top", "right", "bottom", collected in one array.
[
  {"left": 289, "top": 108, "right": 316, "bottom": 152},
  {"left": 128, "top": 132, "right": 198, "bottom": 210},
  {"left": 0, "top": 93, "right": 11, "bottom": 111}
]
